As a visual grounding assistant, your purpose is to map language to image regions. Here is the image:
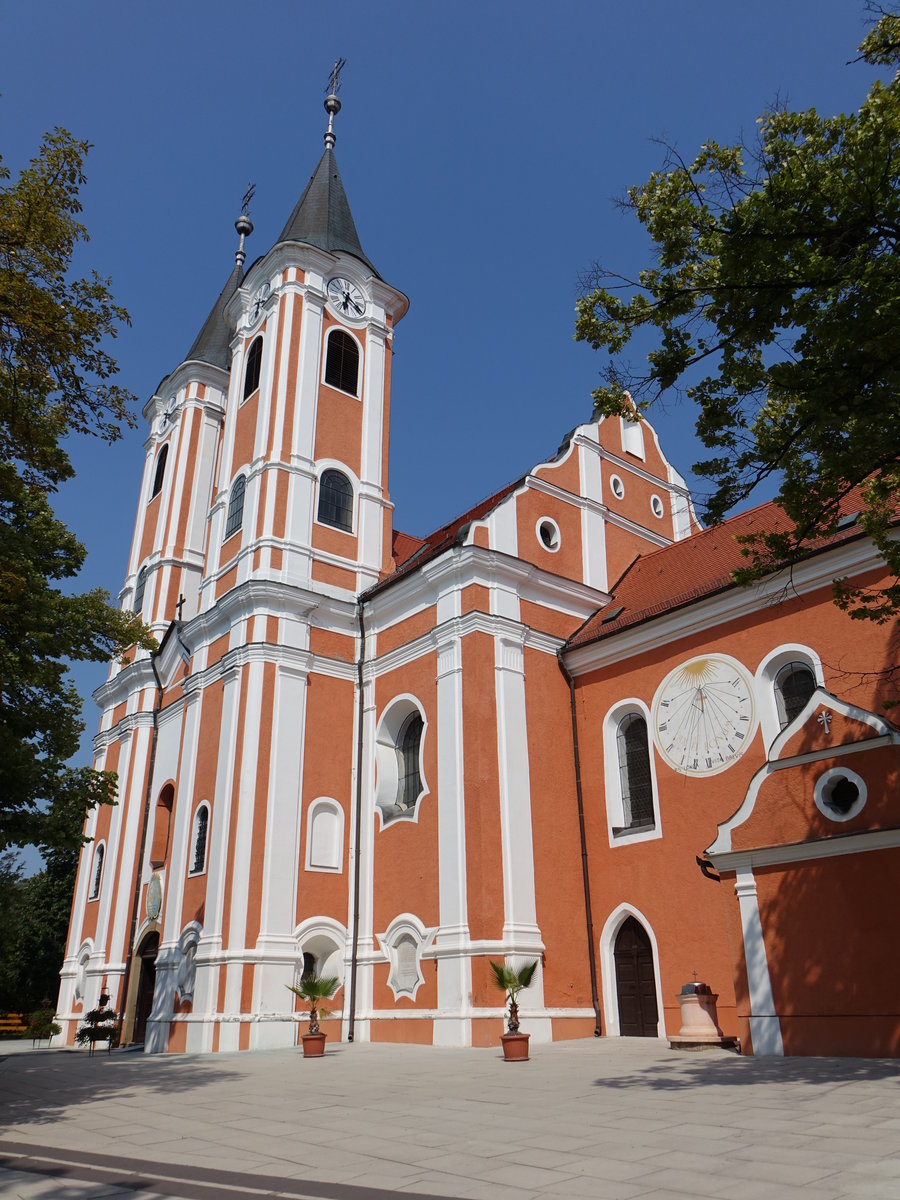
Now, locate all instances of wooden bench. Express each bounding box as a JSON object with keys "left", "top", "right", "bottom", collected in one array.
[{"left": 0, "top": 1014, "right": 28, "bottom": 1037}]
